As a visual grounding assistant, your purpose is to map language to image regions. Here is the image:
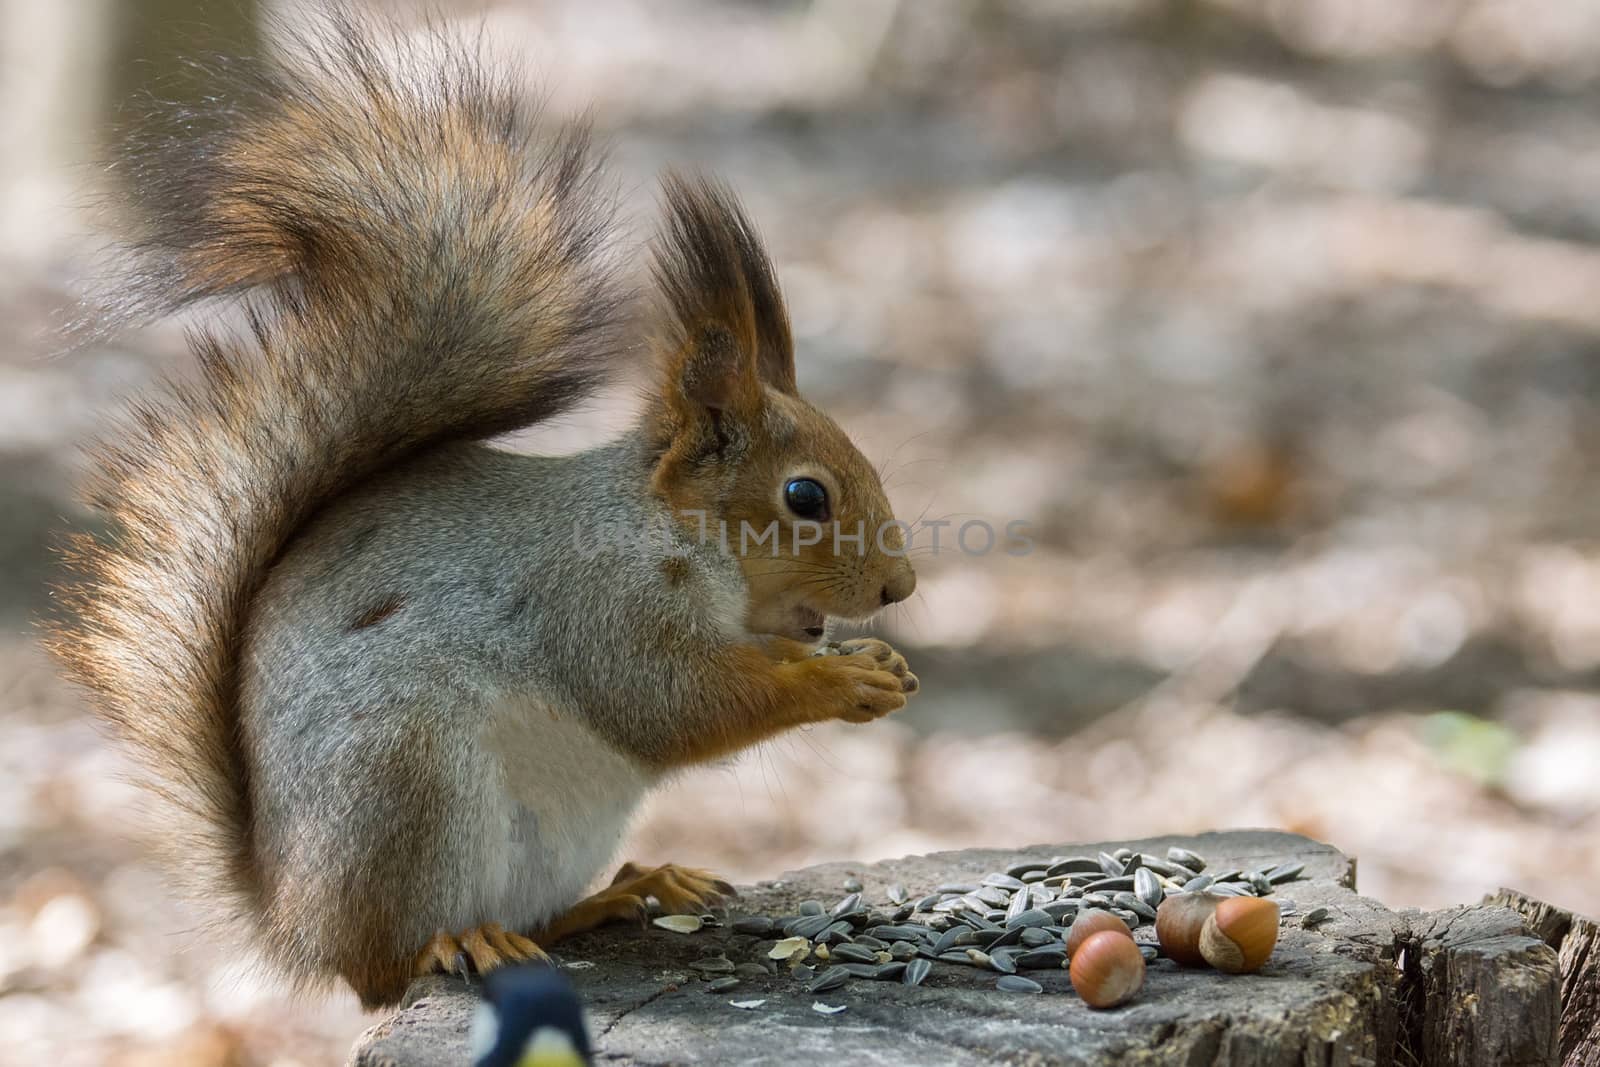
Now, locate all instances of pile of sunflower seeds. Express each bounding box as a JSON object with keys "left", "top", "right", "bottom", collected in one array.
[{"left": 683, "top": 846, "right": 1308, "bottom": 997}]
